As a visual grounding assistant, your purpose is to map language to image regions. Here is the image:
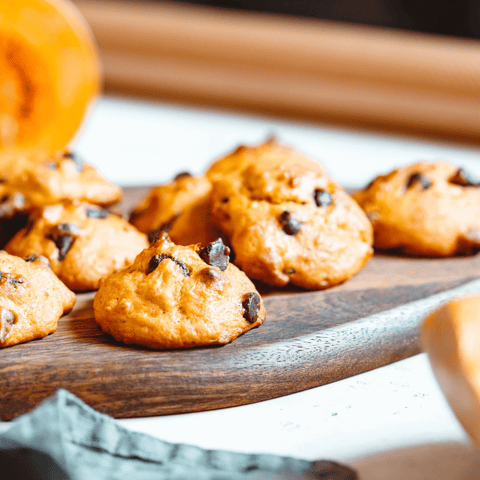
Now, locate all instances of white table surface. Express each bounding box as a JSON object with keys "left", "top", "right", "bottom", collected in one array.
[{"left": 9, "top": 95, "right": 480, "bottom": 478}]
